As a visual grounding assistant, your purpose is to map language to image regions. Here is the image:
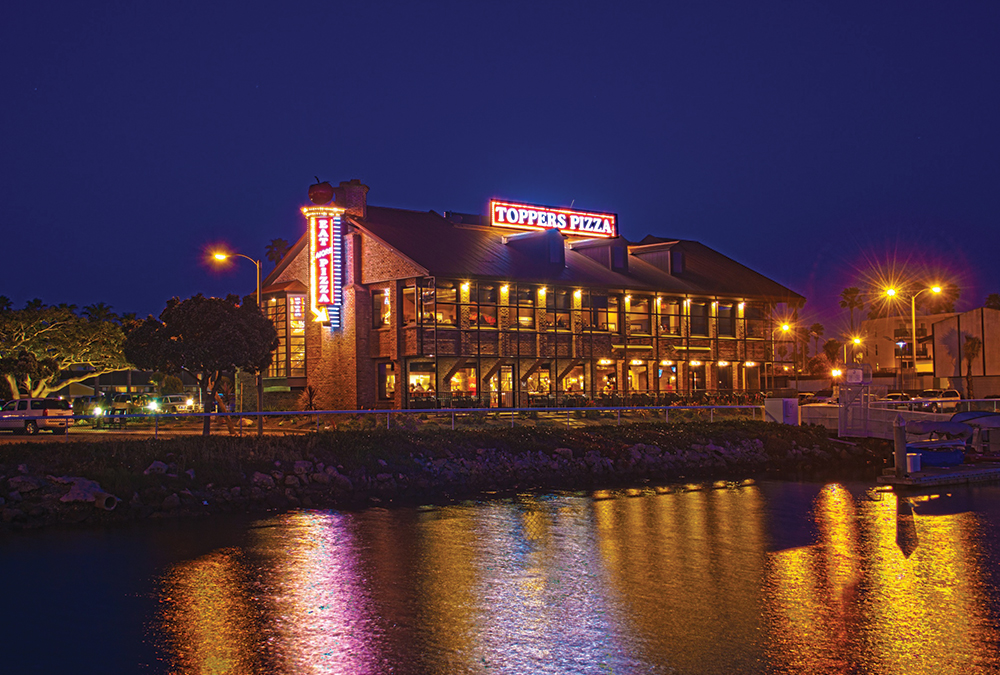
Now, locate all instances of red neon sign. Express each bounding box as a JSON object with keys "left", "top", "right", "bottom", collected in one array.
[
  {"left": 302, "top": 205, "right": 345, "bottom": 326},
  {"left": 490, "top": 200, "right": 617, "bottom": 238}
]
